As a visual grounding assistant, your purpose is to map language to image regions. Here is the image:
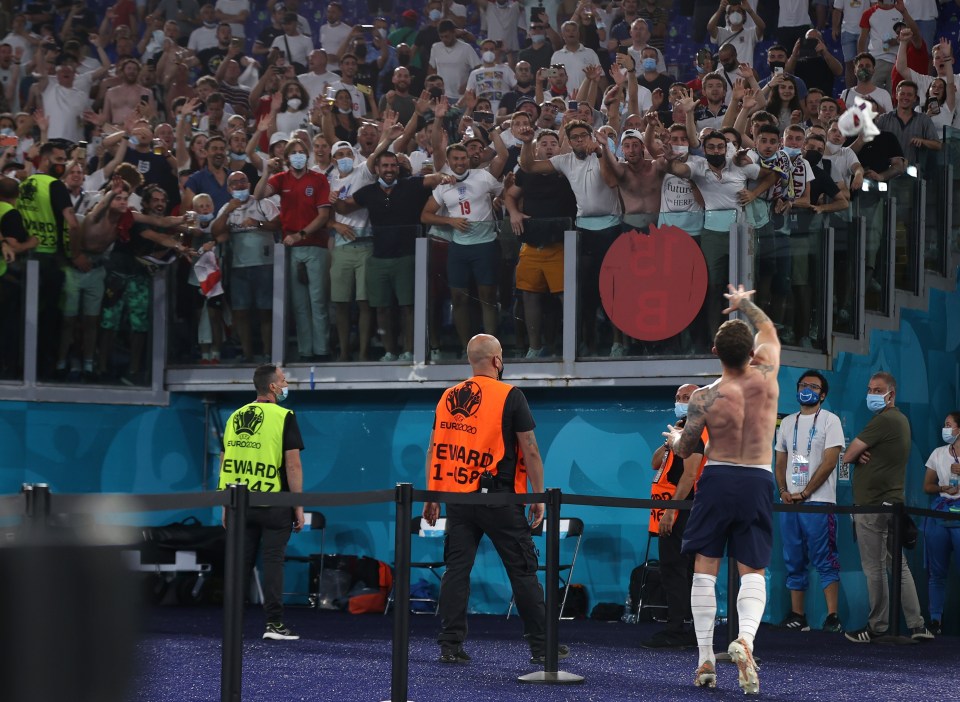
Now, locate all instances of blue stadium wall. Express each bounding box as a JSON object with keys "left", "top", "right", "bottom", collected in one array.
[{"left": 1, "top": 284, "right": 958, "bottom": 630}]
